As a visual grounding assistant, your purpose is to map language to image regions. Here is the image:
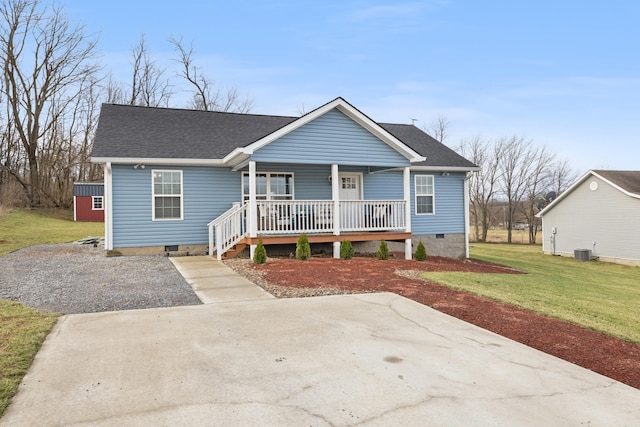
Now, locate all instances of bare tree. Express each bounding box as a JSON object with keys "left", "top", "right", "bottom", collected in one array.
[
  {"left": 0, "top": 0, "right": 99, "bottom": 206},
  {"left": 498, "top": 136, "right": 536, "bottom": 243},
  {"left": 128, "top": 33, "right": 172, "bottom": 107},
  {"left": 461, "top": 135, "right": 503, "bottom": 241},
  {"left": 520, "top": 146, "right": 555, "bottom": 243},
  {"left": 549, "top": 157, "right": 577, "bottom": 196},
  {"left": 426, "top": 113, "right": 450, "bottom": 144},
  {"left": 170, "top": 36, "right": 252, "bottom": 112}
]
